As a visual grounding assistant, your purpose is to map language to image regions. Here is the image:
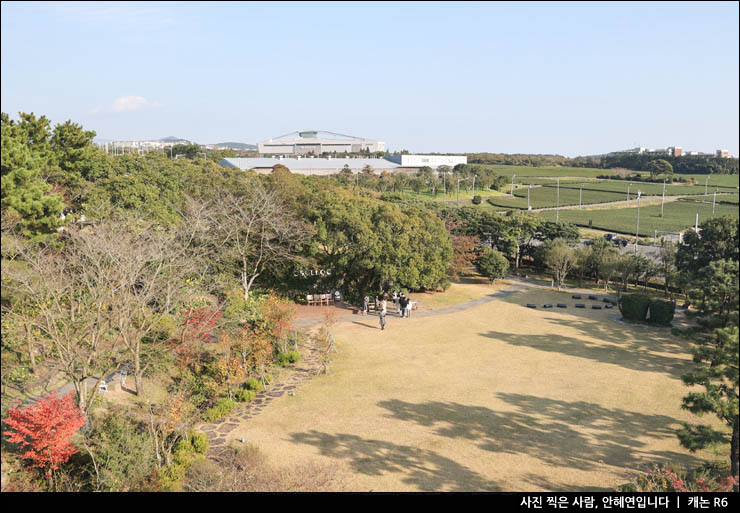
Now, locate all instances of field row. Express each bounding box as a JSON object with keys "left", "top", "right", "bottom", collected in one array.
[
  {"left": 539, "top": 199, "right": 739, "bottom": 236},
  {"left": 469, "top": 165, "right": 740, "bottom": 188},
  {"left": 486, "top": 181, "right": 735, "bottom": 210}
]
